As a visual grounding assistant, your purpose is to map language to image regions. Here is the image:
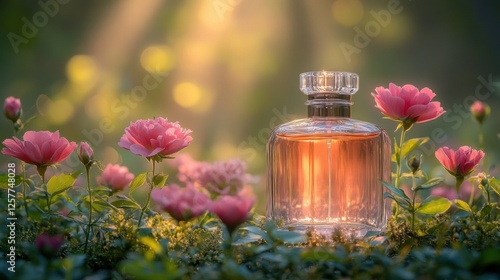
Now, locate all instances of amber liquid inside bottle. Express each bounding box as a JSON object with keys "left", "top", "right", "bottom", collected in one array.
[{"left": 267, "top": 72, "right": 391, "bottom": 237}]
